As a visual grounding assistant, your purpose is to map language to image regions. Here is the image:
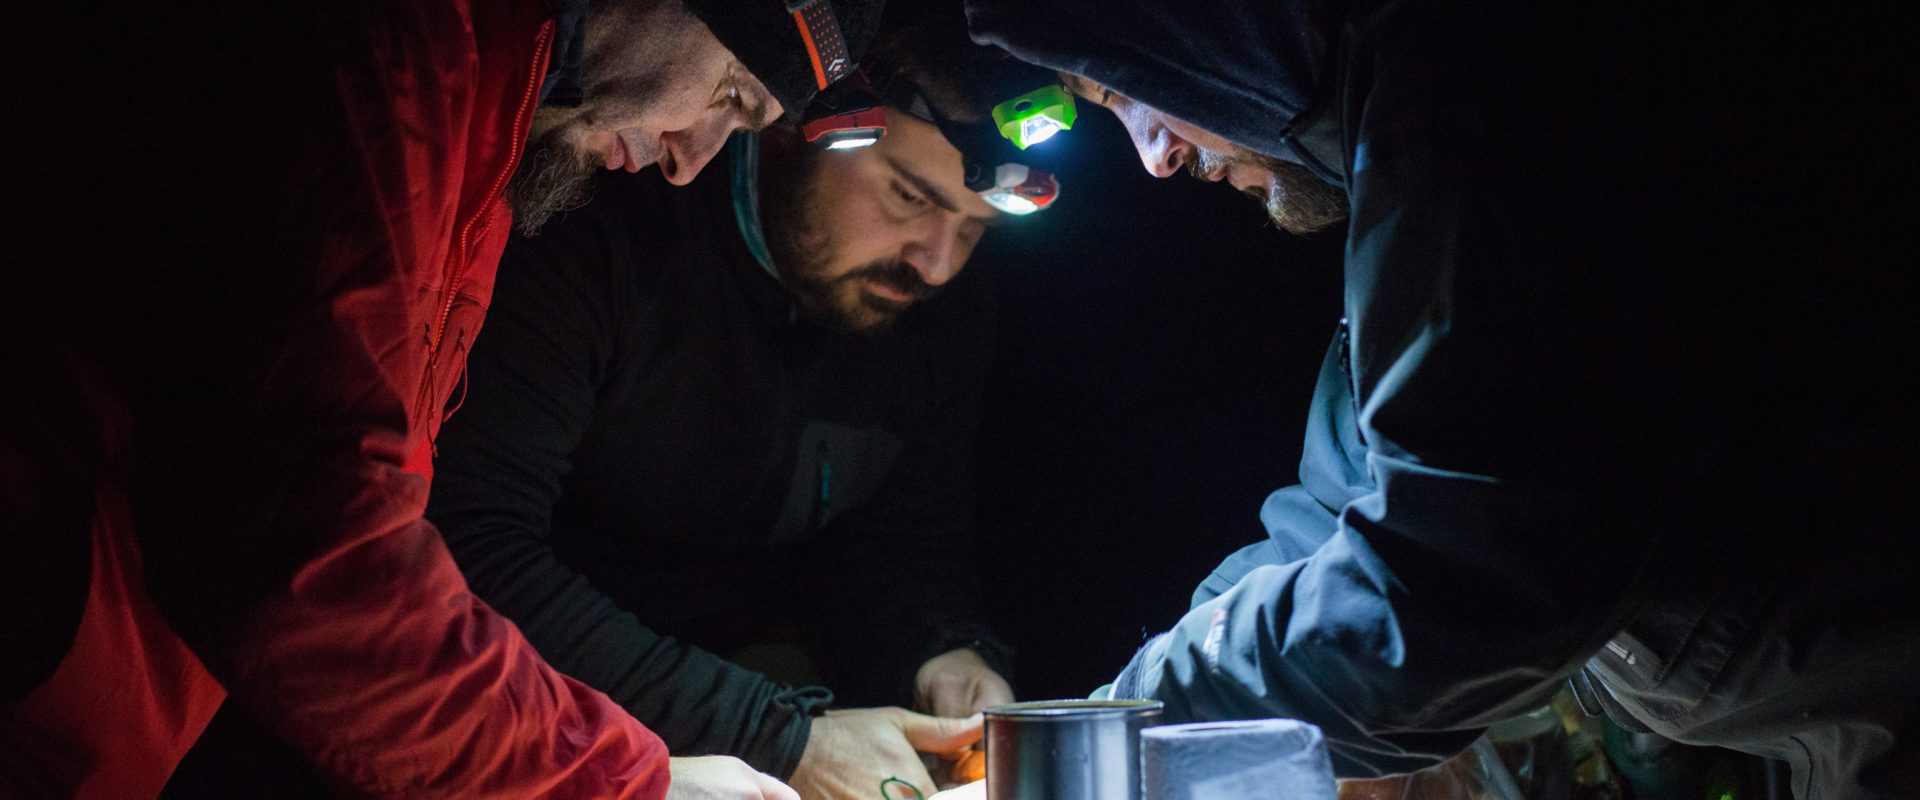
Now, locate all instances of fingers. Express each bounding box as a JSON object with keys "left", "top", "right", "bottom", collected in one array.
[
  {"left": 666, "top": 756, "right": 798, "bottom": 800},
  {"left": 927, "top": 675, "right": 1005, "bottom": 719},
  {"left": 890, "top": 757, "right": 941, "bottom": 797},
  {"left": 755, "top": 769, "right": 801, "bottom": 800},
  {"left": 915, "top": 649, "right": 1013, "bottom": 719},
  {"left": 967, "top": 674, "right": 1014, "bottom": 716},
  {"left": 891, "top": 708, "right": 984, "bottom": 754},
  {"left": 922, "top": 680, "right": 970, "bottom": 719}
]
